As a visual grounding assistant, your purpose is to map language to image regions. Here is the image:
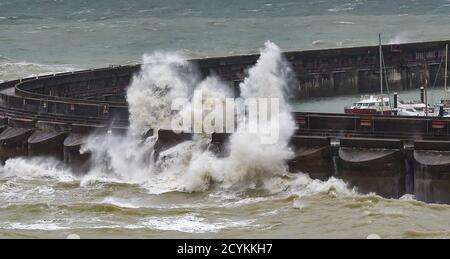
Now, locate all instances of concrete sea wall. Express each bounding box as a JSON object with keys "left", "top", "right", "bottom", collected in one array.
[{"left": 0, "top": 40, "right": 450, "bottom": 203}]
